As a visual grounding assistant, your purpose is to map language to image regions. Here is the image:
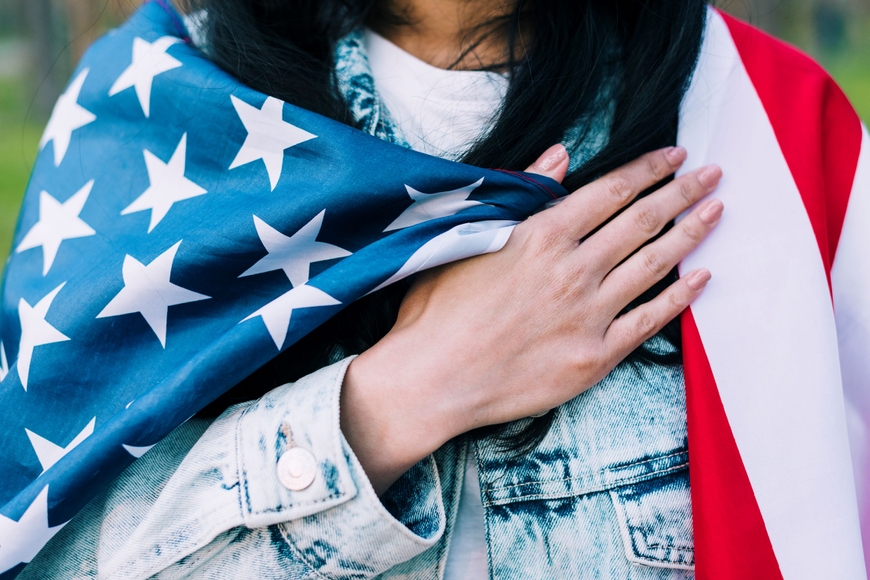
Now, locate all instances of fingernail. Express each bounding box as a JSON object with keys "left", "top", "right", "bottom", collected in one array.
[
  {"left": 540, "top": 144, "right": 568, "bottom": 171},
  {"left": 665, "top": 146, "right": 686, "bottom": 165},
  {"left": 697, "top": 165, "right": 722, "bottom": 189},
  {"left": 699, "top": 198, "right": 724, "bottom": 224},
  {"left": 686, "top": 268, "right": 711, "bottom": 290}
]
